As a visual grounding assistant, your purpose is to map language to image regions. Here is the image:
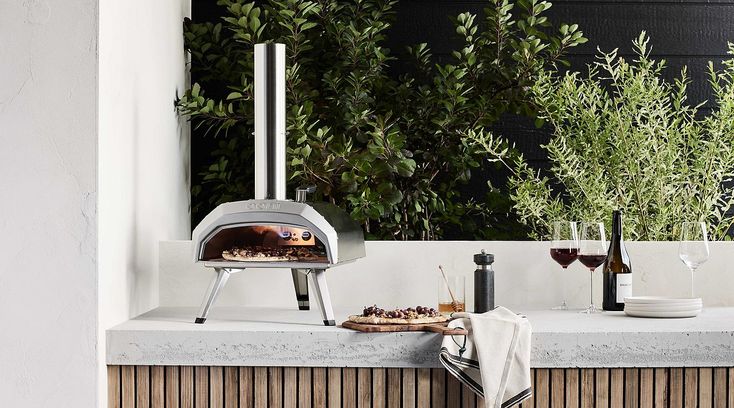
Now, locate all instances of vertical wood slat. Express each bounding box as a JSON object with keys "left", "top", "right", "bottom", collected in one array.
[
  {"left": 313, "top": 368, "right": 327, "bottom": 408},
  {"left": 554, "top": 368, "right": 567, "bottom": 408},
  {"left": 654, "top": 368, "right": 668, "bottom": 408},
  {"left": 416, "top": 368, "right": 431, "bottom": 408},
  {"left": 639, "top": 368, "right": 653, "bottom": 408},
  {"left": 568, "top": 368, "right": 581, "bottom": 408},
  {"left": 358, "top": 368, "right": 371, "bottom": 408},
  {"left": 254, "top": 367, "right": 267, "bottom": 408},
  {"left": 402, "top": 368, "right": 416, "bottom": 408},
  {"left": 328, "top": 367, "right": 342, "bottom": 408},
  {"left": 624, "top": 368, "right": 639, "bottom": 408},
  {"left": 581, "top": 369, "right": 594, "bottom": 408},
  {"left": 152, "top": 366, "right": 165, "bottom": 408},
  {"left": 684, "top": 368, "right": 698, "bottom": 408},
  {"left": 283, "top": 367, "right": 297, "bottom": 408},
  {"left": 268, "top": 367, "right": 283, "bottom": 408},
  {"left": 670, "top": 368, "right": 684, "bottom": 408},
  {"left": 224, "top": 367, "right": 239, "bottom": 408},
  {"left": 209, "top": 367, "right": 223, "bottom": 408},
  {"left": 699, "top": 368, "right": 713, "bottom": 408},
  {"left": 713, "top": 367, "right": 727, "bottom": 408},
  {"left": 462, "top": 383, "right": 476, "bottom": 408},
  {"left": 550, "top": 368, "right": 566, "bottom": 408},
  {"left": 239, "top": 367, "right": 254, "bottom": 408},
  {"left": 431, "top": 368, "right": 446, "bottom": 407},
  {"left": 372, "top": 368, "right": 386, "bottom": 408},
  {"left": 343, "top": 367, "right": 357, "bottom": 408},
  {"left": 298, "top": 367, "right": 312, "bottom": 408},
  {"left": 121, "top": 365, "right": 135, "bottom": 408},
  {"left": 535, "top": 368, "right": 550, "bottom": 408},
  {"left": 166, "top": 366, "right": 180, "bottom": 408},
  {"left": 181, "top": 367, "right": 194, "bottom": 408},
  {"left": 596, "top": 369, "right": 609, "bottom": 408},
  {"left": 610, "top": 368, "right": 624, "bottom": 408},
  {"left": 446, "top": 371, "right": 461, "bottom": 408},
  {"left": 195, "top": 366, "right": 209, "bottom": 408},
  {"left": 387, "top": 368, "right": 401, "bottom": 408},
  {"left": 728, "top": 367, "right": 734, "bottom": 408},
  {"left": 108, "top": 366, "right": 121, "bottom": 408},
  {"left": 137, "top": 366, "right": 151, "bottom": 408},
  {"left": 594, "top": 368, "right": 609, "bottom": 408}
]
